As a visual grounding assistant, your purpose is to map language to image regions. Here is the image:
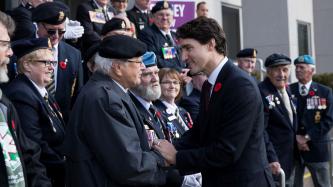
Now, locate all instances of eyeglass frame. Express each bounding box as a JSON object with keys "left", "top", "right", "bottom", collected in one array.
[
  {"left": 41, "top": 23, "right": 66, "bottom": 36},
  {"left": 0, "top": 40, "right": 11, "bottom": 50},
  {"left": 29, "top": 60, "right": 57, "bottom": 67},
  {"left": 160, "top": 80, "right": 181, "bottom": 85}
]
